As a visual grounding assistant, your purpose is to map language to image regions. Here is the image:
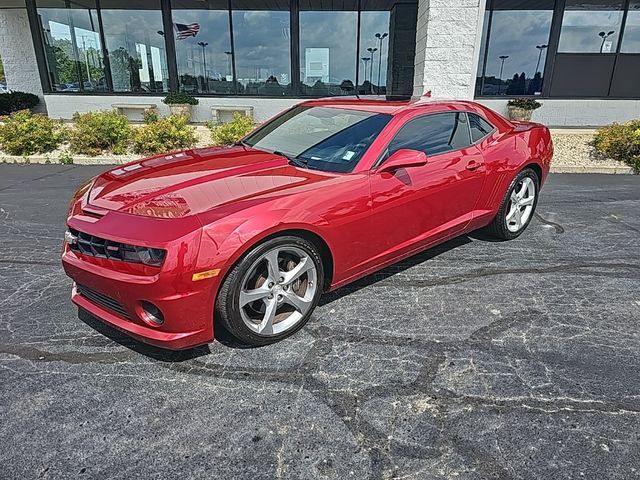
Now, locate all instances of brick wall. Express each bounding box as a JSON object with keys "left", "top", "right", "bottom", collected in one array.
[
  {"left": 413, "top": 0, "right": 486, "bottom": 99},
  {"left": 0, "top": 8, "right": 44, "bottom": 103}
]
